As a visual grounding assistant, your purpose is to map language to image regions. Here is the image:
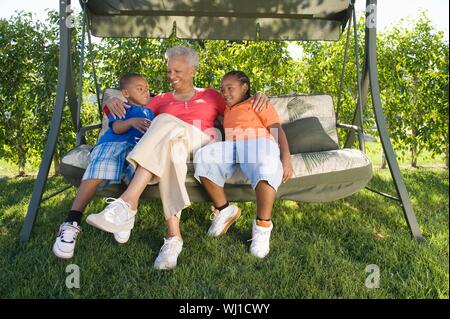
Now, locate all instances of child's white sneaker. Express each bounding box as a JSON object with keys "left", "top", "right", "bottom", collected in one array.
[
  {"left": 113, "top": 230, "right": 131, "bottom": 244},
  {"left": 207, "top": 205, "right": 241, "bottom": 237},
  {"left": 52, "top": 221, "right": 81, "bottom": 259},
  {"left": 86, "top": 197, "right": 136, "bottom": 233},
  {"left": 249, "top": 219, "right": 273, "bottom": 258},
  {"left": 153, "top": 236, "right": 183, "bottom": 270}
]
